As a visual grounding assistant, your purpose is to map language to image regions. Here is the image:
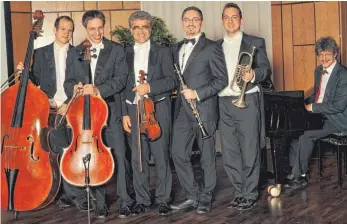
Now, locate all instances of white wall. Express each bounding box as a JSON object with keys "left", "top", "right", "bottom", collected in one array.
[
  {"left": 1, "top": 1, "right": 8, "bottom": 87},
  {"left": 142, "top": 1, "right": 273, "bottom": 68}
]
